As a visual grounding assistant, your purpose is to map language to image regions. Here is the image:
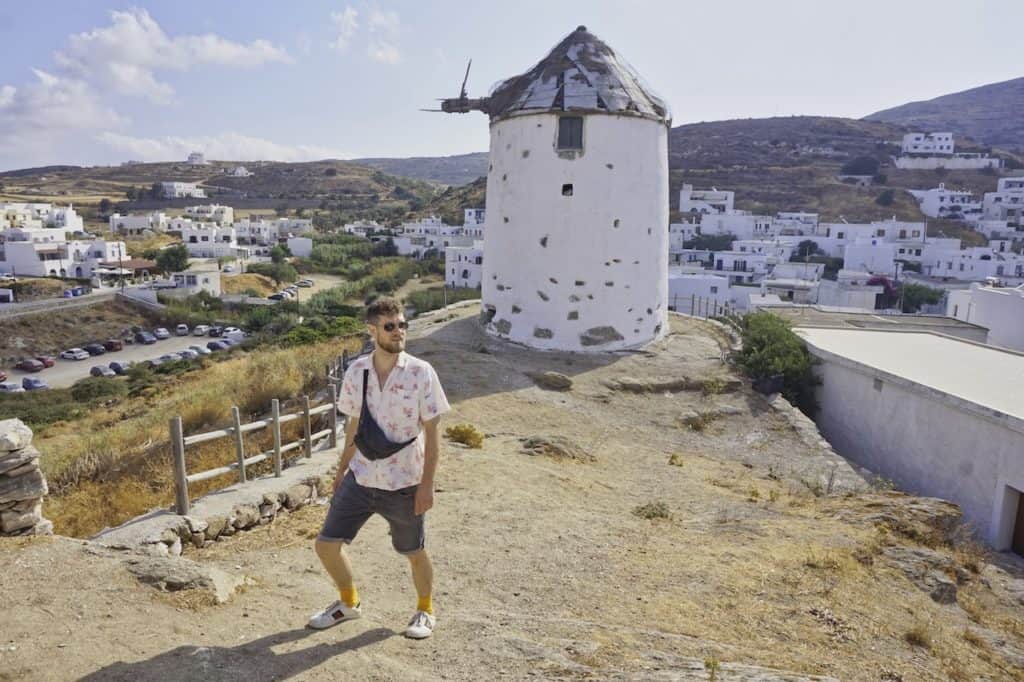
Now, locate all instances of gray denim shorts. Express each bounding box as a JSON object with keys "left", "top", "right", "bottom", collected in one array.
[{"left": 317, "top": 471, "right": 425, "bottom": 554}]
